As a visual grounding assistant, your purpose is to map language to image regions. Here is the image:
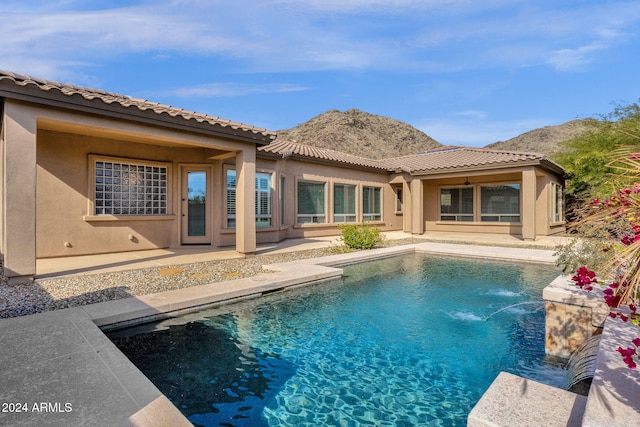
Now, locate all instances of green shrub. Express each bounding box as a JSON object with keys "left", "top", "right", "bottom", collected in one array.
[{"left": 338, "top": 222, "right": 382, "bottom": 250}]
